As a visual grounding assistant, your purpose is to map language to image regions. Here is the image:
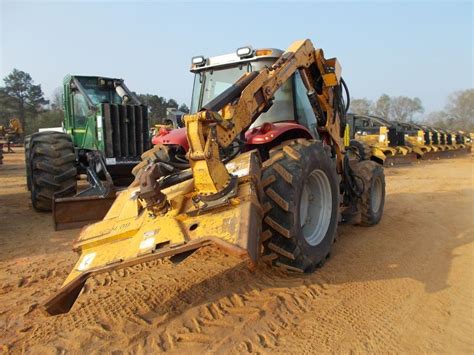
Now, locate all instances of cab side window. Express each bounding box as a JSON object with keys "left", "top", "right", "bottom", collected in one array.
[
  {"left": 294, "top": 72, "right": 318, "bottom": 136},
  {"left": 73, "top": 92, "right": 88, "bottom": 127}
]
